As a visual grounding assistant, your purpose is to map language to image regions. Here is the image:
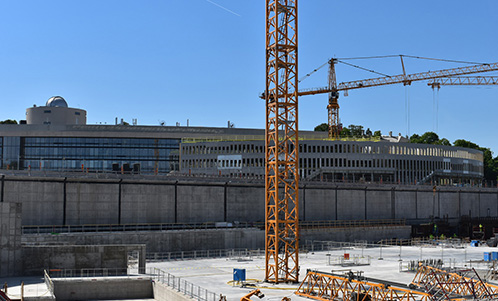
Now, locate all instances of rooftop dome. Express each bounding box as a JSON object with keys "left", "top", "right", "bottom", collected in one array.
[{"left": 46, "top": 96, "right": 68, "bottom": 108}]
